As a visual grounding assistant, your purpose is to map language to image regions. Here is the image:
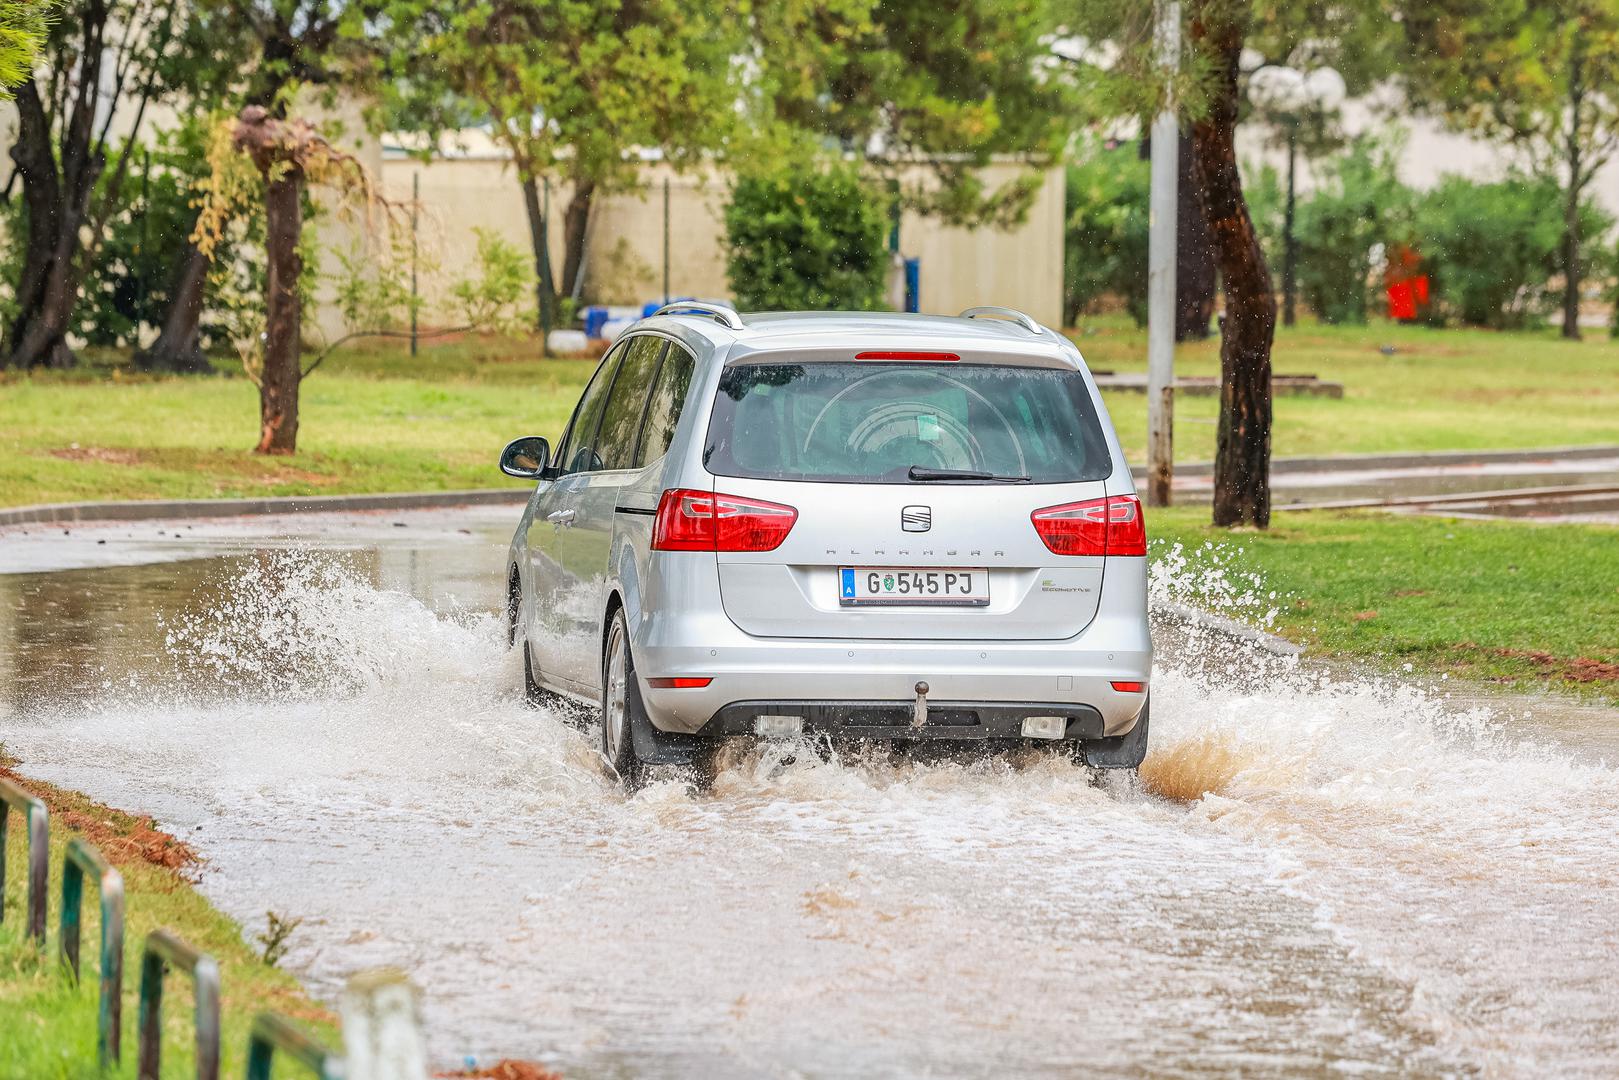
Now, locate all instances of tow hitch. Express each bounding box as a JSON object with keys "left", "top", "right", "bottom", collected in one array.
[{"left": 913, "top": 681, "right": 930, "bottom": 729}]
